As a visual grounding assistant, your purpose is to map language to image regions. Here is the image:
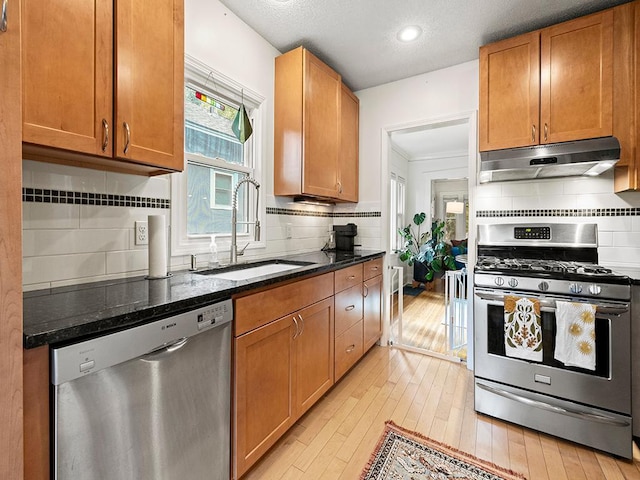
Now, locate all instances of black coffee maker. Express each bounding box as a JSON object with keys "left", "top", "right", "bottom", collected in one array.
[{"left": 332, "top": 223, "right": 357, "bottom": 251}]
